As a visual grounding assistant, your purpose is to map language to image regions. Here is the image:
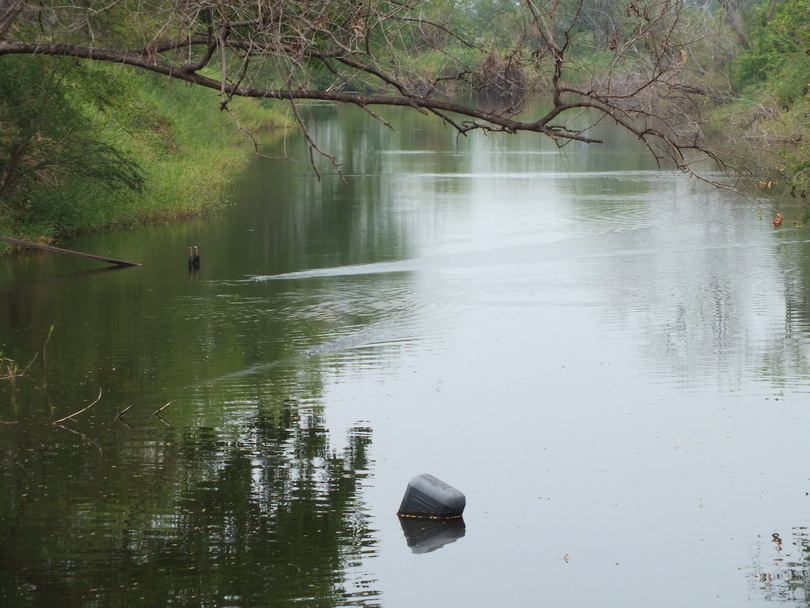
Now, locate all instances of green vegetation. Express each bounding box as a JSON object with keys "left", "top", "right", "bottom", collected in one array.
[
  {"left": 735, "top": 0, "right": 810, "bottom": 104},
  {"left": 719, "top": 0, "right": 810, "bottom": 198},
  {"left": 0, "top": 56, "right": 288, "bottom": 249}
]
